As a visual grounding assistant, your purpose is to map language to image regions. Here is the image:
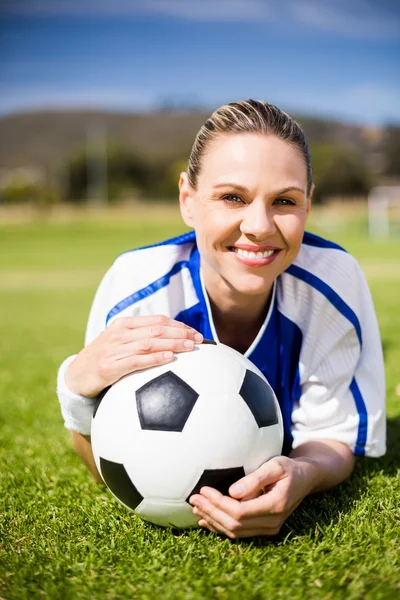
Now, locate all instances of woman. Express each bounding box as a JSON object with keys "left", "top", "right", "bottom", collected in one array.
[{"left": 57, "top": 100, "right": 386, "bottom": 539}]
